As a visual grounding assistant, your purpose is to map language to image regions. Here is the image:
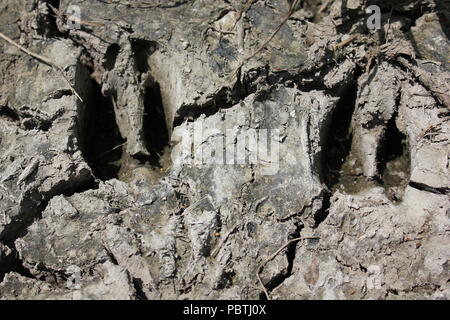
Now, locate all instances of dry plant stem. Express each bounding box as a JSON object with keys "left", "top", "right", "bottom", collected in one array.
[
  {"left": 231, "top": 0, "right": 257, "bottom": 30},
  {"left": 49, "top": 4, "right": 105, "bottom": 28},
  {"left": 243, "top": 2, "right": 297, "bottom": 64},
  {"left": 257, "top": 236, "right": 320, "bottom": 300},
  {"left": 96, "top": 142, "right": 128, "bottom": 160},
  {"left": 0, "top": 31, "right": 83, "bottom": 102},
  {"left": 230, "top": 0, "right": 301, "bottom": 79},
  {"left": 397, "top": 57, "right": 450, "bottom": 109},
  {"left": 384, "top": 7, "right": 394, "bottom": 44},
  {"left": 211, "top": 223, "right": 240, "bottom": 258},
  {"left": 331, "top": 34, "right": 357, "bottom": 50},
  {"left": 319, "top": 0, "right": 331, "bottom": 13}
]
